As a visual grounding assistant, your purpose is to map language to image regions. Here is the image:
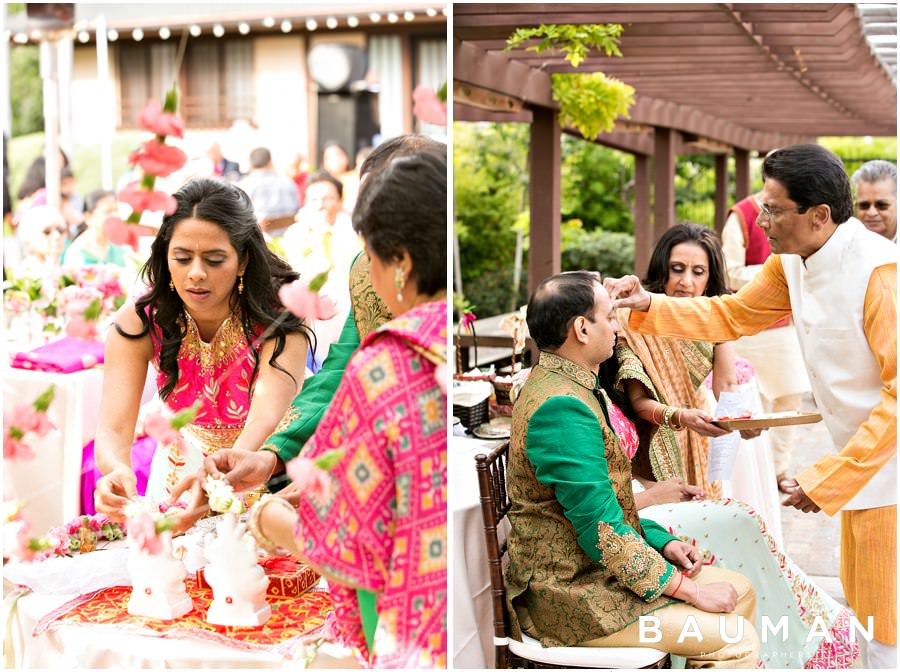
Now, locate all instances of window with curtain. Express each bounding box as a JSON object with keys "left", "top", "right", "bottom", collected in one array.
[{"left": 117, "top": 38, "right": 253, "bottom": 128}]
